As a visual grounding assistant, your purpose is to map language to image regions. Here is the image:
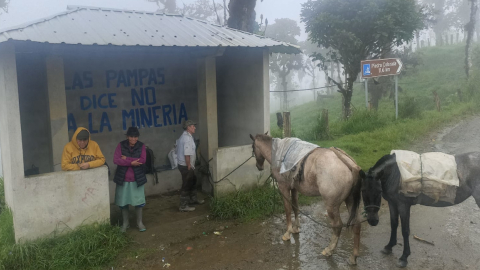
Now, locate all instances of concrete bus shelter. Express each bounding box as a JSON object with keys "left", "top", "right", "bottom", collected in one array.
[{"left": 0, "top": 6, "right": 300, "bottom": 242}]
